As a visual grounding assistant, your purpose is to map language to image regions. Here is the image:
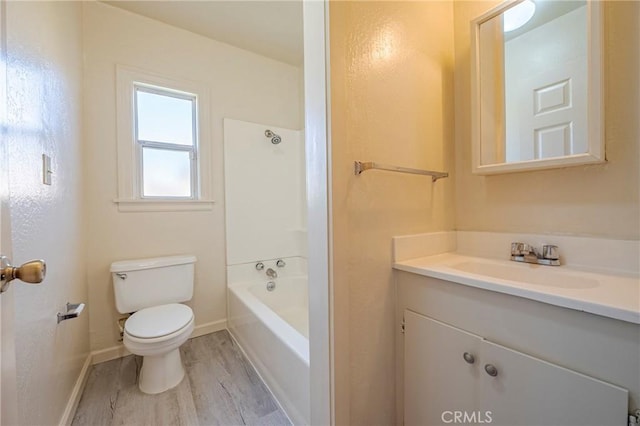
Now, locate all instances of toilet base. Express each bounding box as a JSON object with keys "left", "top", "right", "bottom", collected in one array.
[{"left": 138, "top": 348, "right": 185, "bottom": 394}]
